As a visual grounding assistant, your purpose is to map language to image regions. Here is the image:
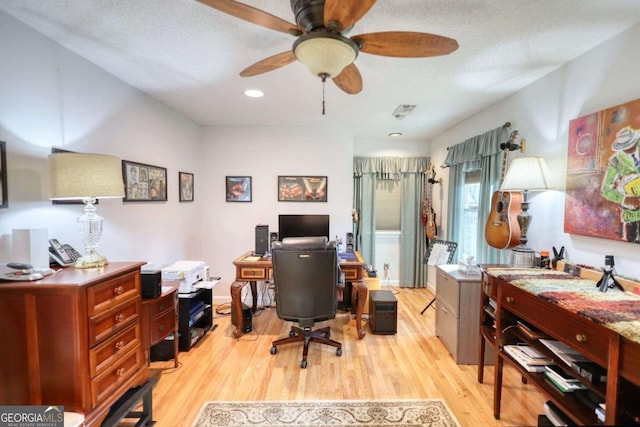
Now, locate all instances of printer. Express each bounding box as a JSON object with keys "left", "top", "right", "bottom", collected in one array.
[{"left": 161, "top": 260, "right": 206, "bottom": 293}]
